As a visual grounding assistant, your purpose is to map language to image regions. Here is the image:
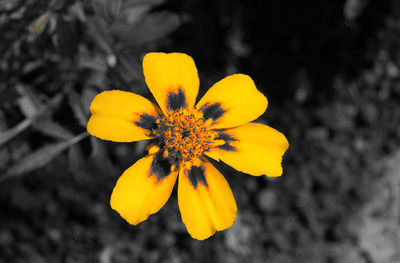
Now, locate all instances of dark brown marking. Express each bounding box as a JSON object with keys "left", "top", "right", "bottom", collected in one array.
[
  {"left": 135, "top": 114, "right": 157, "bottom": 132},
  {"left": 199, "top": 103, "right": 225, "bottom": 121},
  {"left": 188, "top": 165, "right": 208, "bottom": 188},
  {"left": 215, "top": 130, "right": 236, "bottom": 151},
  {"left": 150, "top": 150, "right": 173, "bottom": 181},
  {"left": 167, "top": 88, "right": 186, "bottom": 111}
]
